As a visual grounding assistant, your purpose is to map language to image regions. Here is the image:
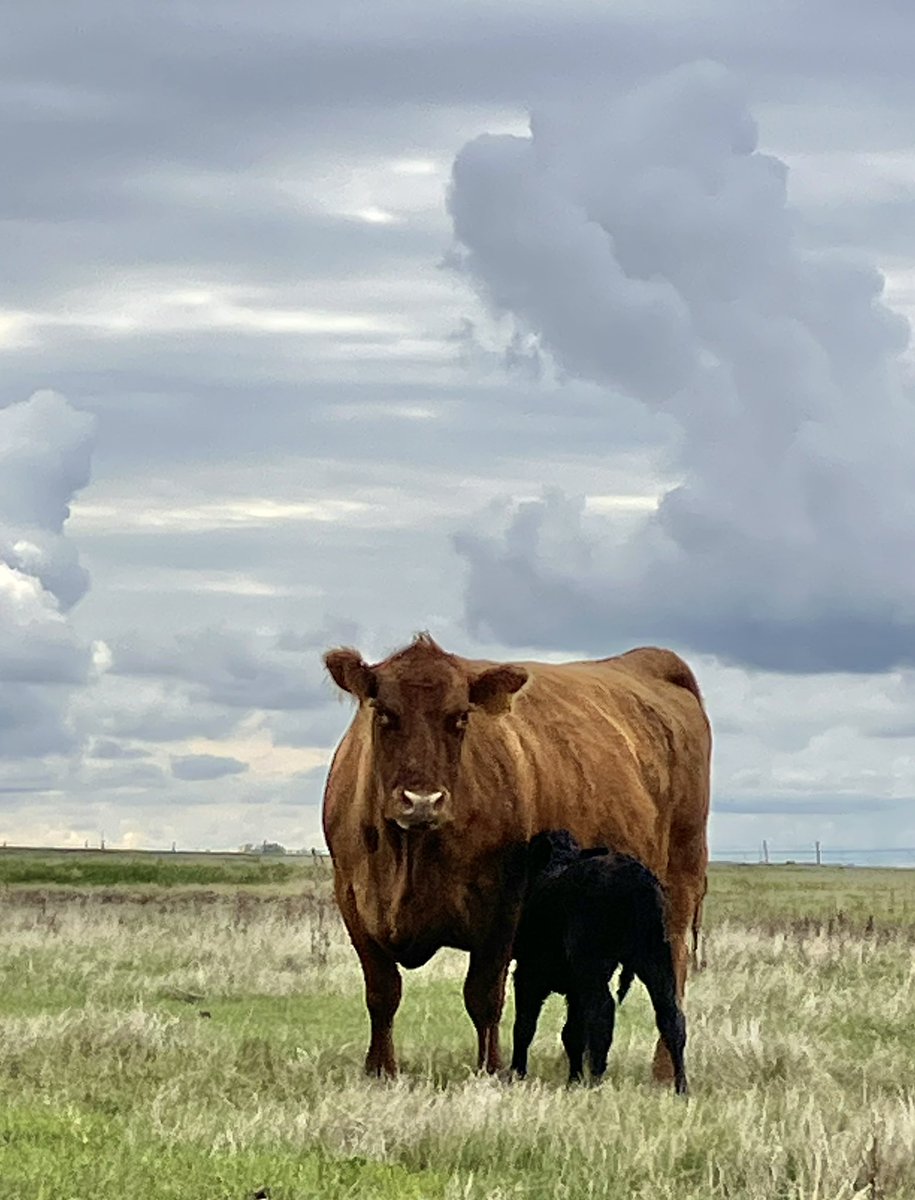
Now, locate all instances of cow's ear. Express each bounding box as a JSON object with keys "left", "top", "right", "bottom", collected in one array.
[
  {"left": 324, "top": 648, "right": 377, "bottom": 702},
  {"left": 469, "top": 664, "right": 529, "bottom": 714}
]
